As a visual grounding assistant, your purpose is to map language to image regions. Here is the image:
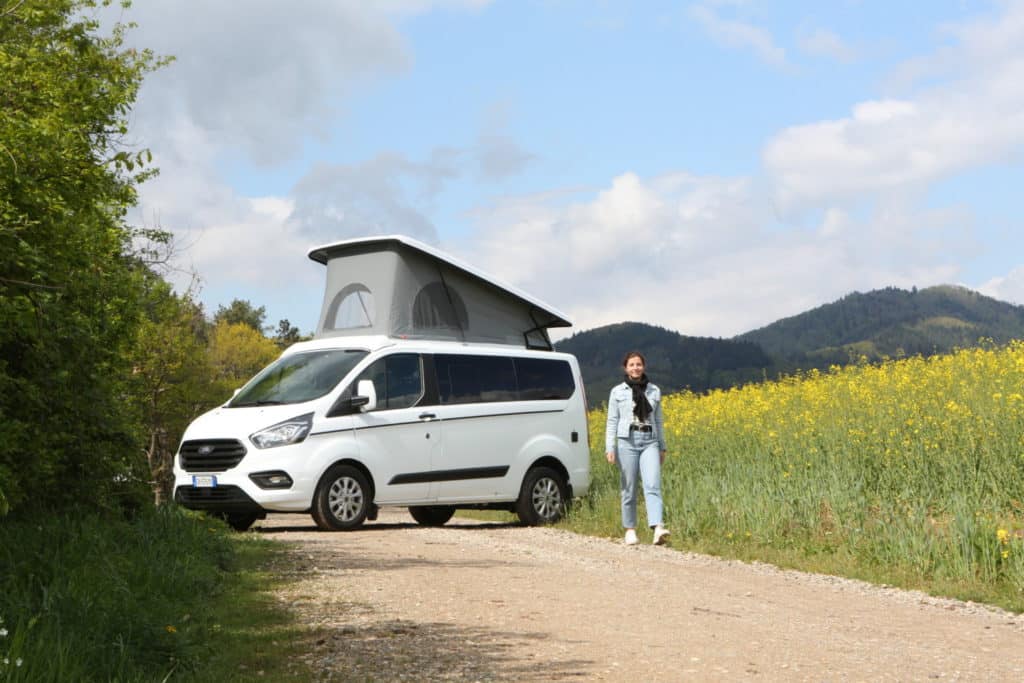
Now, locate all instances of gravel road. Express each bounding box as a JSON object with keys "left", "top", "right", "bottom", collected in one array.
[{"left": 259, "top": 510, "right": 1024, "bottom": 681}]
